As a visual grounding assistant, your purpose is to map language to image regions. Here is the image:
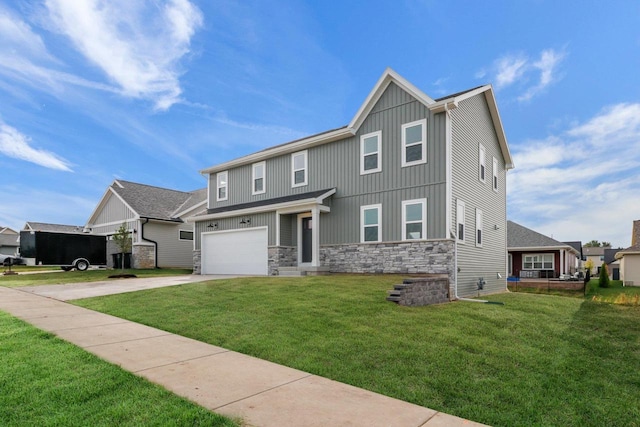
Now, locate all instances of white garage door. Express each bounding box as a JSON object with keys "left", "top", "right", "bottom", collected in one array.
[{"left": 201, "top": 227, "right": 268, "bottom": 275}]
